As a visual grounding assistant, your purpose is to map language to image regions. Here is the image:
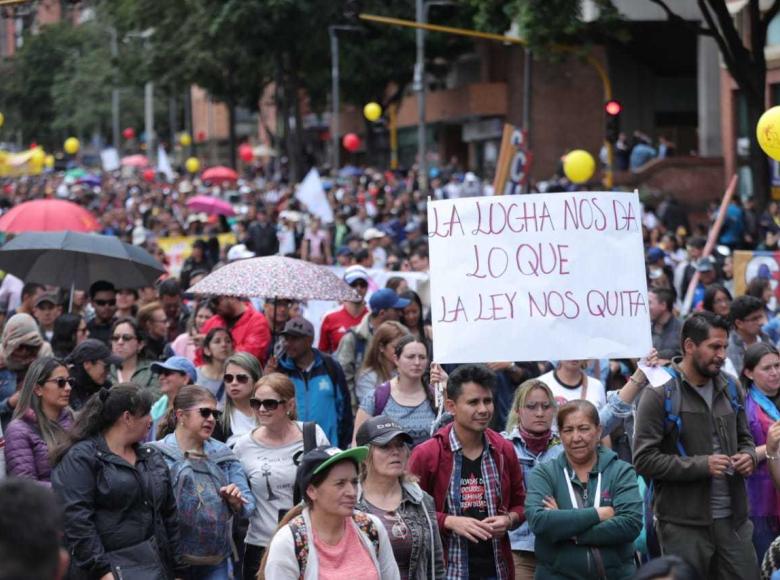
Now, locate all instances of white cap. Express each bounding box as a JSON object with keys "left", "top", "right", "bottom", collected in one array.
[{"left": 227, "top": 244, "right": 256, "bottom": 262}]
